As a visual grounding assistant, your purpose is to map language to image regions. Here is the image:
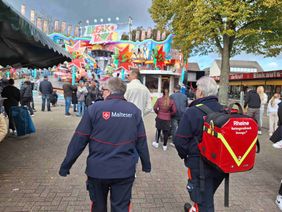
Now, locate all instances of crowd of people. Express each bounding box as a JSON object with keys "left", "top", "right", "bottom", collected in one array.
[
  {"left": 58, "top": 68, "right": 282, "bottom": 212},
  {"left": 0, "top": 68, "right": 281, "bottom": 211}
]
